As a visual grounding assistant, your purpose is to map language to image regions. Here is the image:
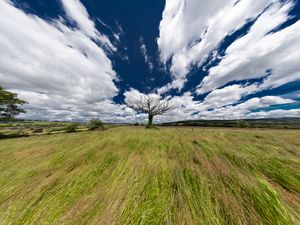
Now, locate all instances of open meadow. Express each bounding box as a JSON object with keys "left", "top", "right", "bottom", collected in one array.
[{"left": 0, "top": 127, "right": 299, "bottom": 225}]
